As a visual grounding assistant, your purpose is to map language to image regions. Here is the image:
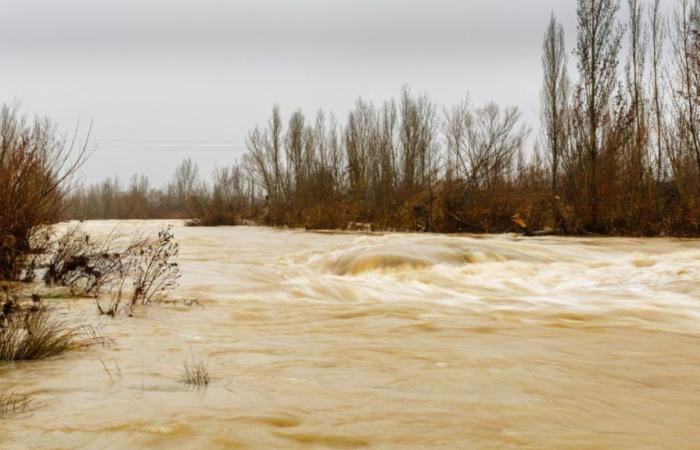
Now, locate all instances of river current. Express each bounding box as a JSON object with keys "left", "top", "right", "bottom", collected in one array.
[{"left": 3, "top": 221, "right": 700, "bottom": 449}]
